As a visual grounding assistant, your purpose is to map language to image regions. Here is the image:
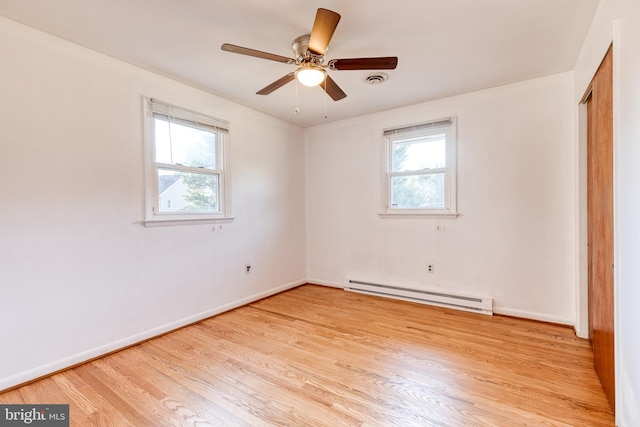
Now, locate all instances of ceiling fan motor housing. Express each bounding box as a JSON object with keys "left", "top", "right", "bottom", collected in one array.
[
  {"left": 292, "top": 35, "right": 309, "bottom": 61},
  {"left": 292, "top": 34, "right": 324, "bottom": 65}
]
